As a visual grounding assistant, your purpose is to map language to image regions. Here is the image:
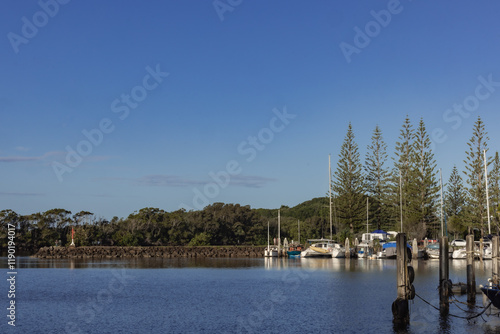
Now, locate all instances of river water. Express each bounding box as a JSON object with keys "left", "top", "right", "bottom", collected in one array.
[{"left": 1, "top": 257, "right": 500, "bottom": 334}]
